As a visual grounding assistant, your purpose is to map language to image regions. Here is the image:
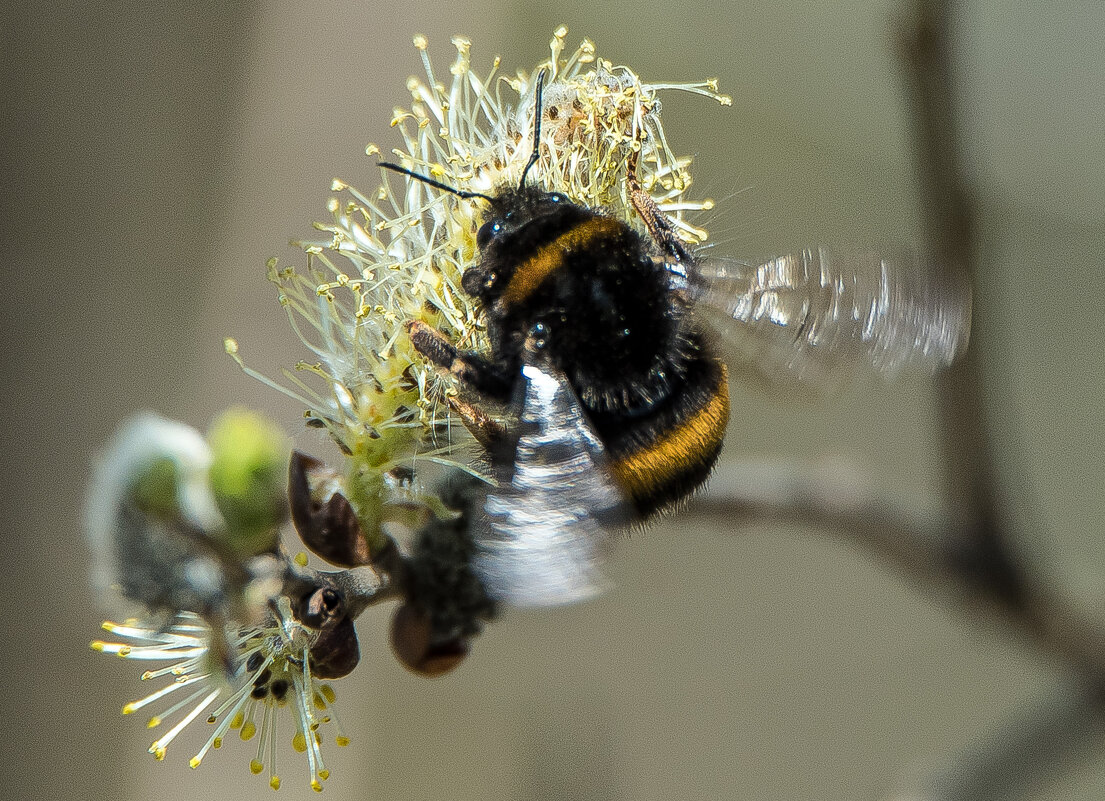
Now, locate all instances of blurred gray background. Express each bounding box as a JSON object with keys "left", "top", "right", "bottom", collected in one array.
[{"left": 3, "top": 1, "right": 1104, "bottom": 799}]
